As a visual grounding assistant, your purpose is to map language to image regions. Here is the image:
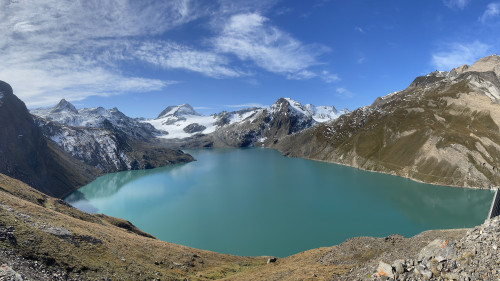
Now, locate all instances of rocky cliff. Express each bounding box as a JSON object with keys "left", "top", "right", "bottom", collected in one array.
[
  {"left": 274, "top": 55, "right": 500, "bottom": 189},
  {"left": 31, "top": 99, "right": 194, "bottom": 174},
  {"left": 0, "top": 81, "right": 98, "bottom": 197}
]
